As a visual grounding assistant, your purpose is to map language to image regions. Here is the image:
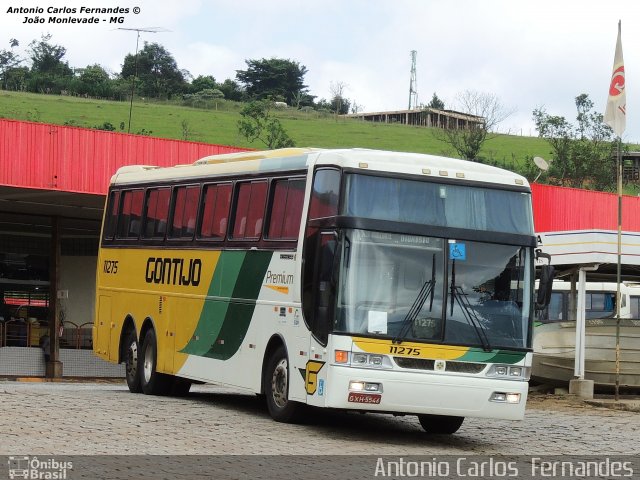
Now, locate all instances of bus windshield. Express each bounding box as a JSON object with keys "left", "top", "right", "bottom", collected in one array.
[
  {"left": 334, "top": 229, "right": 532, "bottom": 349},
  {"left": 343, "top": 173, "right": 534, "bottom": 235}
]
